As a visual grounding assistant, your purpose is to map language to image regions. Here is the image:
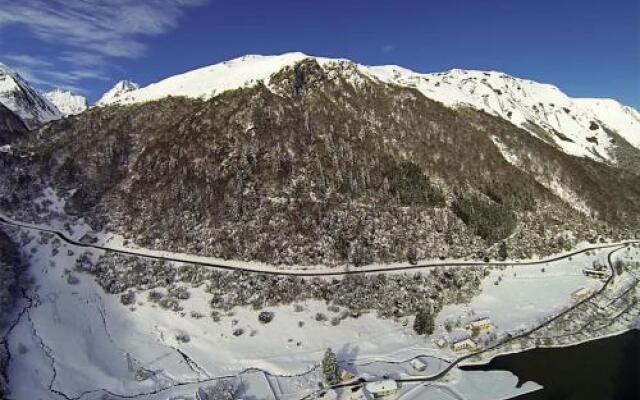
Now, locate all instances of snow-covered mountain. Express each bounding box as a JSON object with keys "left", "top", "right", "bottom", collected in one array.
[
  {"left": 43, "top": 89, "right": 88, "bottom": 116},
  {"left": 363, "top": 66, "right": 640, "bottom": 163},
  {"left": 96, "top": 53, "right": 639, "bottom": 165},
  {"left": 96, "top": 80, "right": 140, "bottom": 106},
  {"left": 96, "top": 53, "right": 308, "bottom": 106},
  {"left": 0, "top": 63, "right": 61, "bottom": 129}
]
